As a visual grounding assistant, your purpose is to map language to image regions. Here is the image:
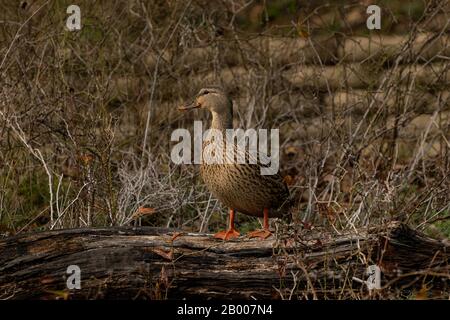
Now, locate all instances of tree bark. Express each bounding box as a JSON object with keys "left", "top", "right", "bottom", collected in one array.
[{"left": 0, "top": 222, "right": 448, "bottom": 299}]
